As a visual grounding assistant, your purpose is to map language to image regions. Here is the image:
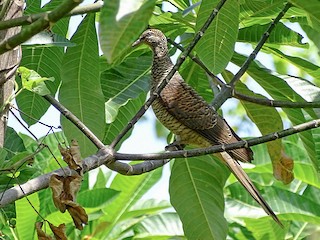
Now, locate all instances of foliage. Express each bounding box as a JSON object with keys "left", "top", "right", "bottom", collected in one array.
[{"left": 1, "top": 0, "right": 320, "bottom": 239}]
